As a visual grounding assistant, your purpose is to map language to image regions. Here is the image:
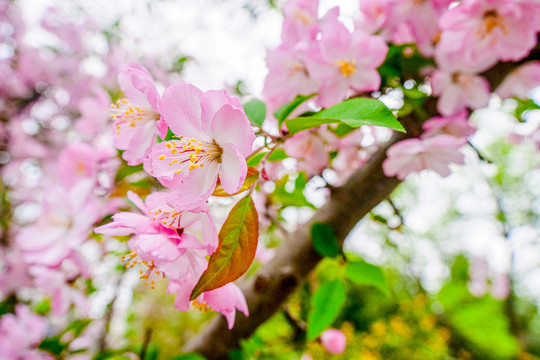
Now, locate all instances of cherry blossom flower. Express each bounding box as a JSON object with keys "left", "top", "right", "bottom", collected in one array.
[
  {"left": 95, "top": 191, "right": 217, "bottom": 283},
  {"left": 320, "top": 329, "right": 347, "bottom": 354},
  {"left": 262, "top": 42, "right": 320, "bottom": 112},
  {"left": 305, "top": 8, "right": 388, "bottom": 107},
  {"left": 496, "top": 61, "right": 540, "bottom": 99},
  {"left": 110, "top": 62, "right": 166, "bottom": 165},
  {"left": 383, "top": 135, "right": 466, "bottom": 179},
  {"left": 436, "top": 0, "right": 540, "bottom": 72},
  {"left": 197, "top": 282, "right": 249, "bottom": 329},
  {"left": 16, "top": 181, "right": 101, "bottom": 268},
  {"left": 0, "top": 305, "right": 53, "bottom": 360},
  {"left": 284, "top": 129, "right": 333, "bottom": 177},
  {"left": 168, "top": 275, "right": 249, "bottom": 330},
  {"left": 431, "top": 69, "right": 490, "bottom": 116},
  {"left": 422, "top": 112, "right": 476, "bottom": 138},
  {"left": 281, "top": 0, "right": 320, "bottom": 46},
  {"left": 149, "top": 83, "right": 255, "bottom": 203}
]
